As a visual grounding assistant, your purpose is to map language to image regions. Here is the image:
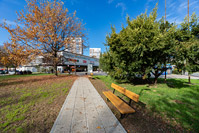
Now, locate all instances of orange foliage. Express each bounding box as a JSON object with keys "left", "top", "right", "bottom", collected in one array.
[
  {"left": 3, "top": 42, "right": 32, "bottom": 68},
  {"left": 1, "top": 0, "right": 86, "bottom": 75}
]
